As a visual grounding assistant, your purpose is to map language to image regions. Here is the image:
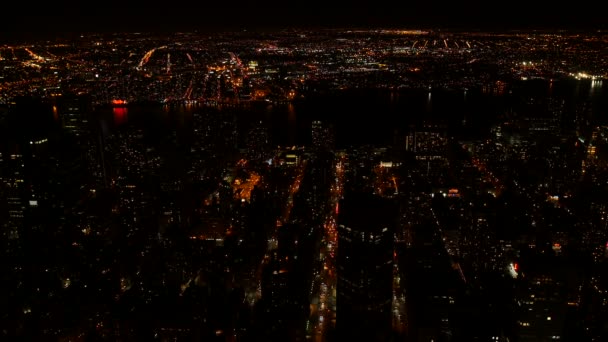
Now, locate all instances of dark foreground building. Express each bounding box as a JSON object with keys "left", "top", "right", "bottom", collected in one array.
[{"left": 336, "top": 192, "right": 397, "bottom": 341}]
